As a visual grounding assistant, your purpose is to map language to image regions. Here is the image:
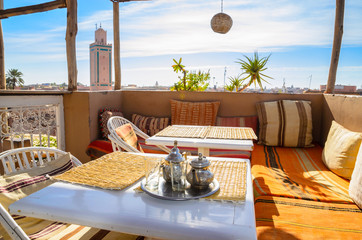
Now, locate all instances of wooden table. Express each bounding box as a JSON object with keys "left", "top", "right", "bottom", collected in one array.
[
  {"left": 146, "top": 125, "right": 255, "bottom": 156},
  {"left": 9, "top": 153, "right": 257, "bottom": 240}
]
